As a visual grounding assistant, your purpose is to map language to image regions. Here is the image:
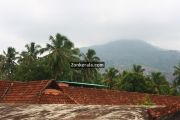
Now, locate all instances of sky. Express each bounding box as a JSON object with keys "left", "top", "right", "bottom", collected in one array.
[{"left": 0, "top": 0, "right": 180, "bottom": 53}]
